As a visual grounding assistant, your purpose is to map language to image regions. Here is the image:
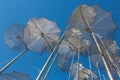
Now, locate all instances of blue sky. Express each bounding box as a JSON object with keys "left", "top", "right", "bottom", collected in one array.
[{"left": 0, "top": 0, "right": 120, "bottom": 80}]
